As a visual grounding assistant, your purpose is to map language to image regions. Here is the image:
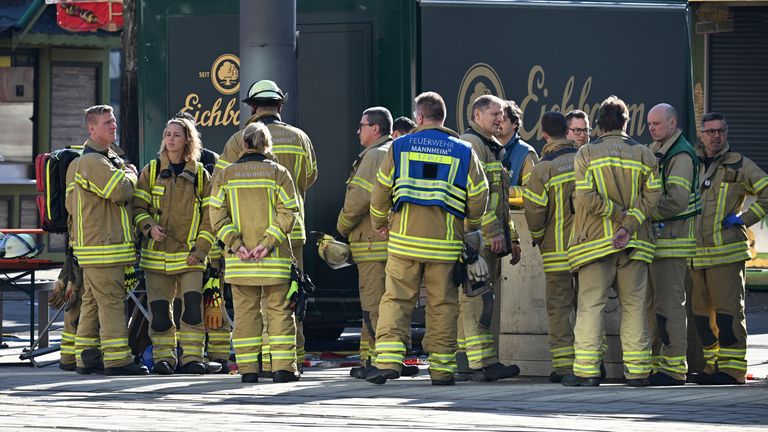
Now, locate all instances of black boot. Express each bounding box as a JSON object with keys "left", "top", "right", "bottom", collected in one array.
[
  {"left": 153, "top": 360, "right": 175, "bottom": 375},
  {"left": 241, "top": 373, "right": 259, "bottom": 383},
  {"left": 562, "top": 374, "right": 600, "bottom": 387},
  {"left": 350, "top": 365, "right": 376, "bottom": 379},
  {"left": 211, "top": 359, "right": 231, "bottom": 374},
  {"left": 365, "top": 367, "right": 400, "bottom": 385},
  {"left": 59, "top": 362, "right": 76, "bottom": 372},
  {"left": 273, "top": 370, "right": 300, "bottom": 383},
  {"left": 431, "top": 376, "right": 456, "bottom": 386},
  {"left": 702, "top": 372, "right": 743, "bottom": 385},
  {"left": 648, "top": 372, "right": 685, "bottom": 386},
  {"left": 473, "top": 362, "right": 520, "bottom": 382},
  {"left": 627, "top": 378, "right": 650, "bottom": 387},
  {"left": 80, "top": 348, "right": 104, "bottom": 374},
  {"left": 178, "top": 361, "right": 206, "bottom": 375},
  {"left": 204, "top": 361, "right": 223, "bottom": 374},
  {"left": 549, "top": 371, "right": 565, "bottom": 383},
  {"left": 104, "top": 362, "right": 149, "bottom": 376},
  {"left": 400, "top": 365, "right": 420, "bottom": 377}
]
